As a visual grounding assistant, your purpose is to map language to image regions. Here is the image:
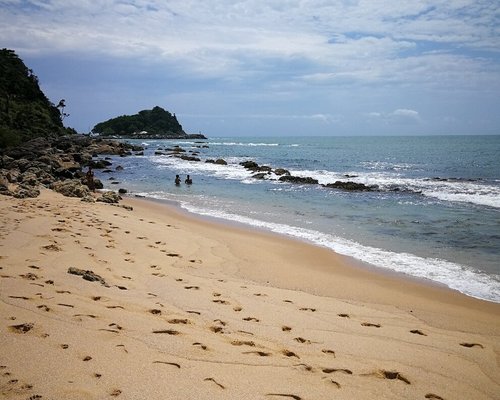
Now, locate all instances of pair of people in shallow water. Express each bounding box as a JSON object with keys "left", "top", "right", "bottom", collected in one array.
[{"left": 175, "top": 175, "right": 192, "bottom": 185}]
